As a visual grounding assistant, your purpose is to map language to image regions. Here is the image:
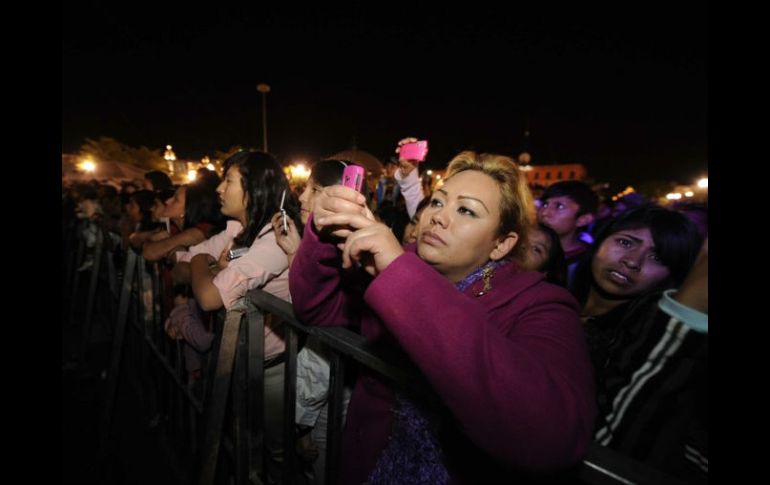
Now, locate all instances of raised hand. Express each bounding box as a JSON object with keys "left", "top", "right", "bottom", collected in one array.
[
  {"left": 164, "top": 317, "right": 183, "bottom": 340},
  {"left": 317, "top": 215, "right": 403, "bottom": 277},
  {"left": 395, "top": 136, "right": 428, "bottom": 176},
  {"left": 395, "top": 136, "right": 419, "bottom": 154},
  {"left": 313, "top": 185, "right": 371, "bottom": 239},
  {"left": 271, "top": 212, "right": 301, "bottom": 257}
]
